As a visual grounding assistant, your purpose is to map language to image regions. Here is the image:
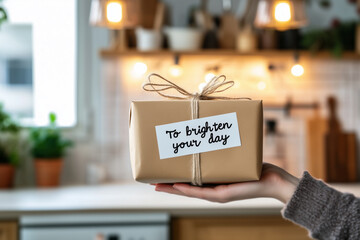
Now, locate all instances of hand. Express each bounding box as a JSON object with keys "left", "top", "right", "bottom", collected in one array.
[{"left": 154, "top": 163, "right": 299, "bottom": 204}]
